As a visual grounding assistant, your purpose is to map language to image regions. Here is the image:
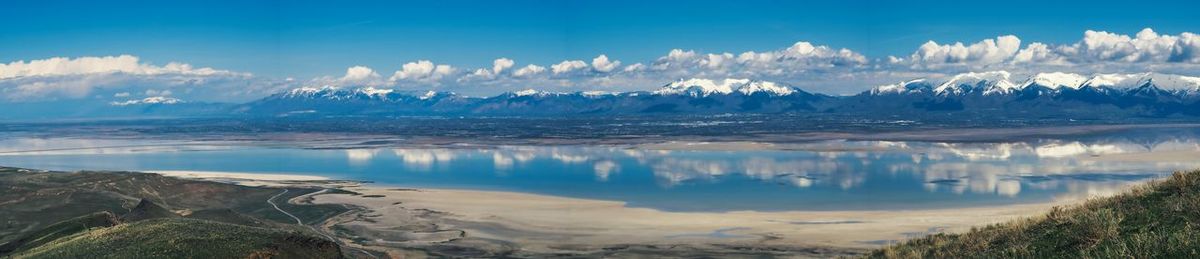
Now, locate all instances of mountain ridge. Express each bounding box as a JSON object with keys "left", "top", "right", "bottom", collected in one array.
[{"left": 5, "top": 71, "right": 1200, "bottom": 120}]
